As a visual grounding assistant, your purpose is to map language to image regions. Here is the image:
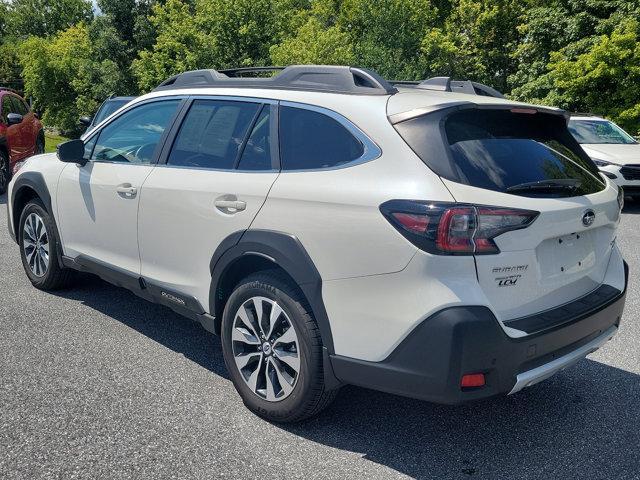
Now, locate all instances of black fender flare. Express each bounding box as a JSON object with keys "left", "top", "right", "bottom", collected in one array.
[
  {"left": 9, "top": 172, "right": 64, "bottom": 267},
  {"left": 209, "top": 229, "right": 335, "bottom": 355}
]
